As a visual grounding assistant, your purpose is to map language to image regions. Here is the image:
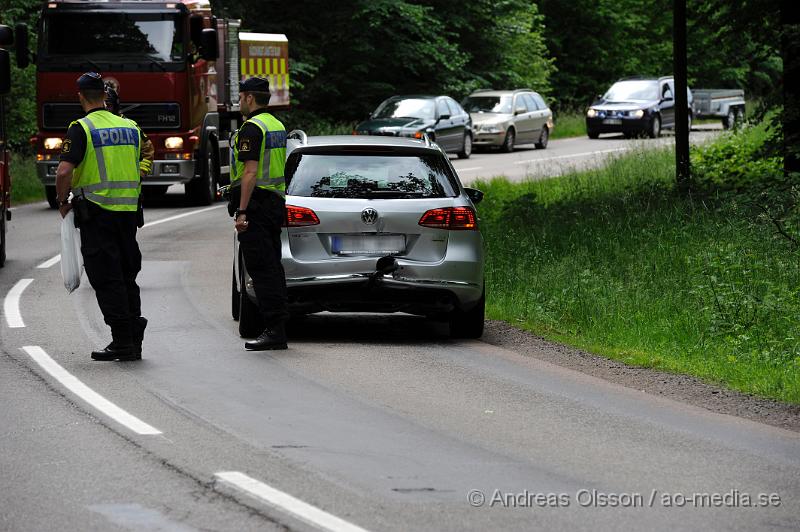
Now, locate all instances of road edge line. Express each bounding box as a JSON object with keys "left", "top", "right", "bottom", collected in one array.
[{"left": 4, "top": 278, "right": 34, "bottom": 328}]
